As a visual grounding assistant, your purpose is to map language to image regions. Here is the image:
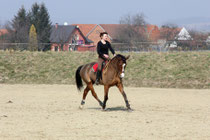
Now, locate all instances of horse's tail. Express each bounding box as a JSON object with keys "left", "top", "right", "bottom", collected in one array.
[{"left": 75, "top": 65, "right": 83, "bottom": 91}]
